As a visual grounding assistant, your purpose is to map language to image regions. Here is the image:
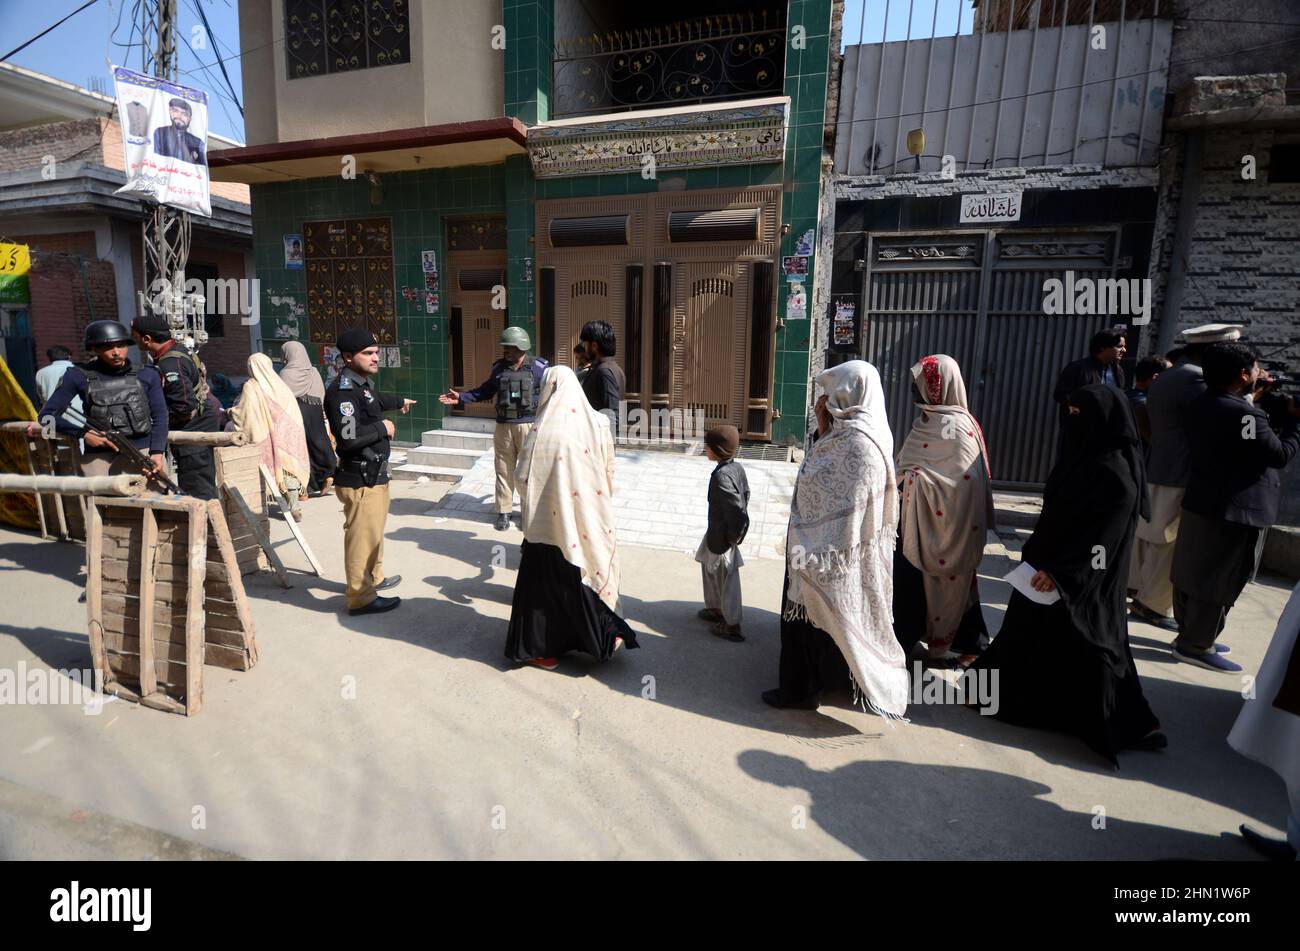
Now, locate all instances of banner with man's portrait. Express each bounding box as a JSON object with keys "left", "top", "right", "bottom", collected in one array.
[{"left": 112, "top": 66, "right": 212, "bottom": 218}]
